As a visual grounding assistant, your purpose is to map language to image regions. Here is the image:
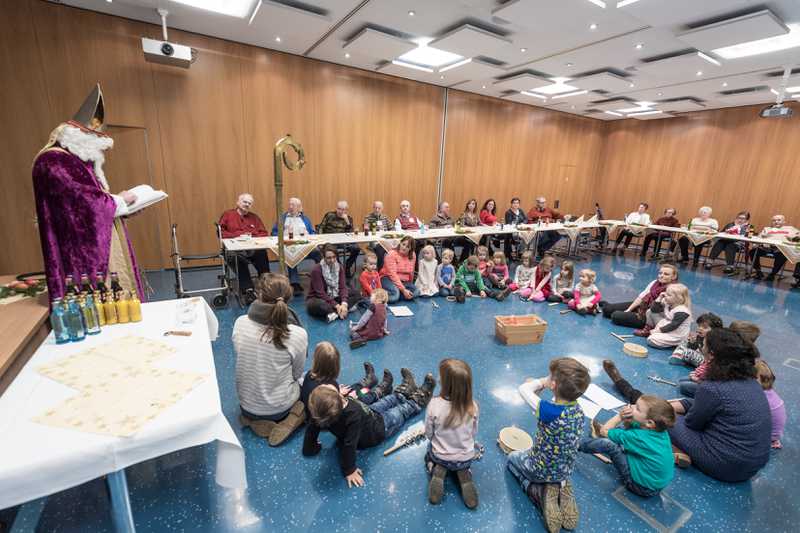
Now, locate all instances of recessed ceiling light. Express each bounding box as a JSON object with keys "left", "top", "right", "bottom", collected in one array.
[
  {"left": 657, "top": 92, "right": 663, "bottom": 96},
  {"left": 722, "top": 82, "right": 728, "bottom": 87},
  {"left": 398, "top": 45, "right": 462, "bottom": 67},
  {"left": 566, "top": 62, "right": 574, "bottom": 67},
  {"left": 635, "top": 43, "right": 643, "bottom": 50},
  {"left": 696, "top": 70, "right": 703, "bottom": 76},
  {"left": 482, "top": 85, "right": 487, "bottom": 89},
  {"left": 520, "top": 47, "right": 527, "bottom": 52},
  {"left": 520, "top": 90, "right": 548, "bottom": 100},
  {"left": 344, "top": 53, "right": 350, "bottom": 58},
  {"left": 391, "top": 60, "right": 434, "bottom": 73},
  {"left": 440, "top": 75, "right": 445, "bottom": 79},
  {"left": 408, "top": 10, "right": 415, "bottom": 16},
  {"left": 629, "top": 82, "right": 635, "bottom": 88},
  {"left": 534, "top": 81, "right": 579, "bottom": 95},
  {"left": 712, "top": 23, "right": 800, "bottom": 59},
  {"left": 604, "top": 111, "right": 623, "bottom": 117},
  {"left": 589, "top": 23, "right": 598, "bottom": 30},
  {"left": 106, "top": 0, "right": 112, "bottom": 3},
  {"left": 571, "top": 105, "right": 576, "bottom": 109},
  {"left": 786, "top": 85, "right": 800, "bottom": 93},
  {"left": 172, "top": 0, "right": 257, "bottom": 18},
  {"left": 275, "top": 36, "right": 281, "bottom": 42}
]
